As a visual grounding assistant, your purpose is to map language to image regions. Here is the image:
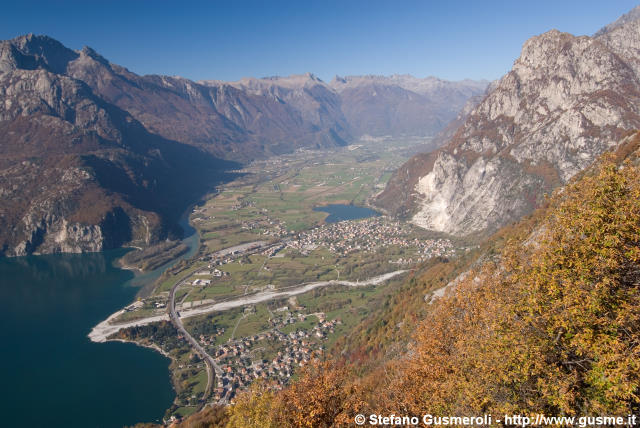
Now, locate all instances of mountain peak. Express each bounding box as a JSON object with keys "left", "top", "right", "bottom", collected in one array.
[
  {"left": 78, "top": 45, "right": 110, "bottom": 66},
  {"left": 0, "top": 33, "right": 78, "bottom": 74},
  {"left": 377, "top": 16, "right": 640, "bottom": 235},
  {"left": 594, "top": 5, "right": 640, "bottom": 37}
]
